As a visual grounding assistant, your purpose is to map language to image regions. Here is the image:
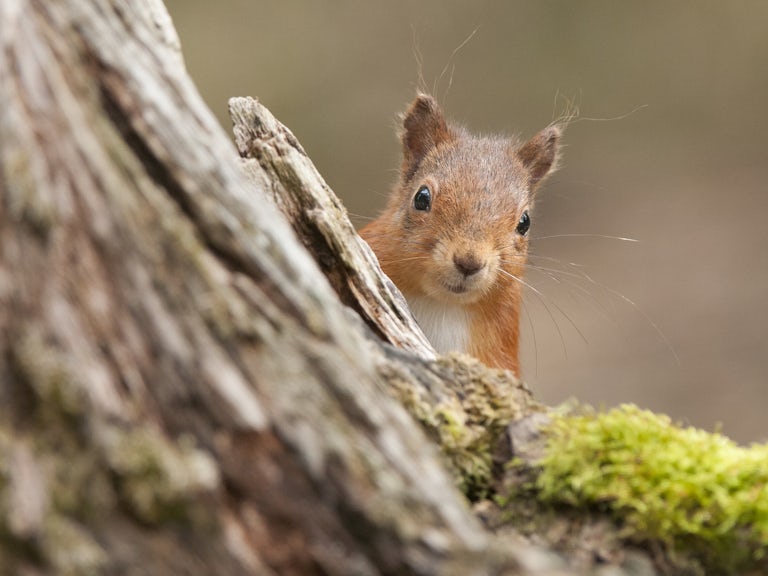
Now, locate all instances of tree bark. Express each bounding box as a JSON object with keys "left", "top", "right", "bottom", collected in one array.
[
  {"left": 0, "top": 1, "right": 568, "bottom": 575},
  {"left": 4, "top": 1, "right": 701, "bottom": 575}
]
